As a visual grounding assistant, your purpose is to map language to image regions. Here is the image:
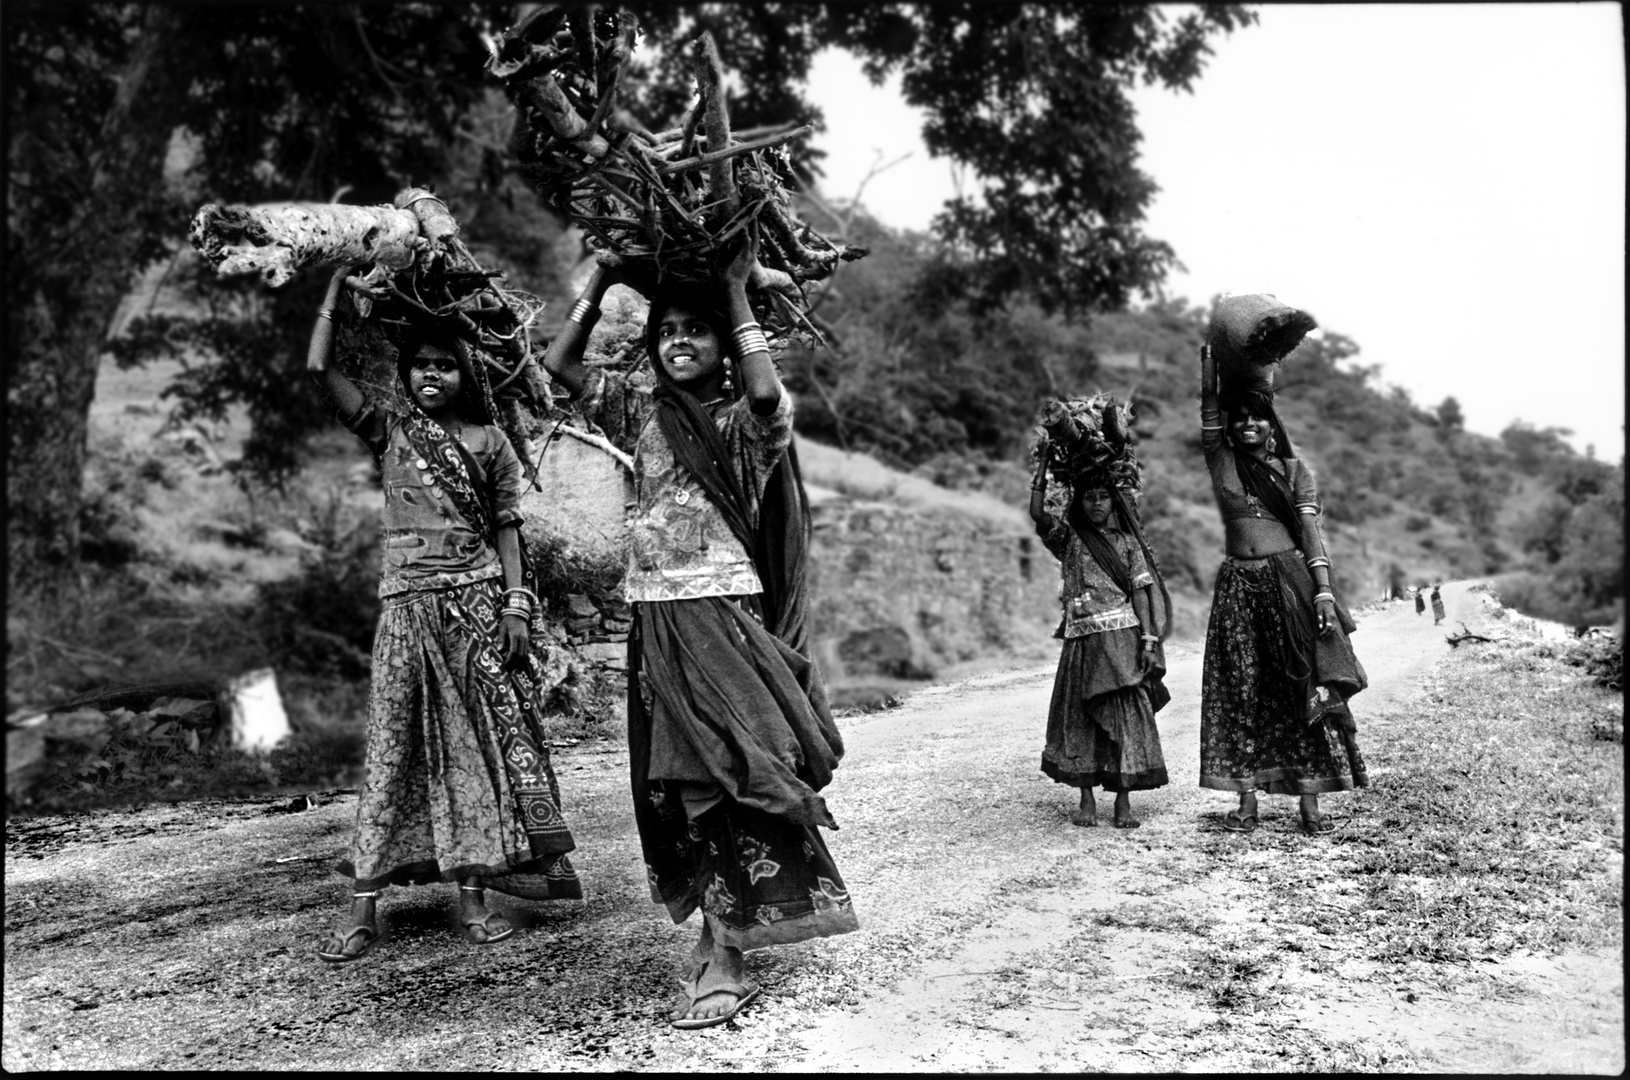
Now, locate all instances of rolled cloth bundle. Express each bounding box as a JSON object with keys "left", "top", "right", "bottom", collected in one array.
[{"left": 1207, "top": 293, "right": 1317, "bottom": 397}]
